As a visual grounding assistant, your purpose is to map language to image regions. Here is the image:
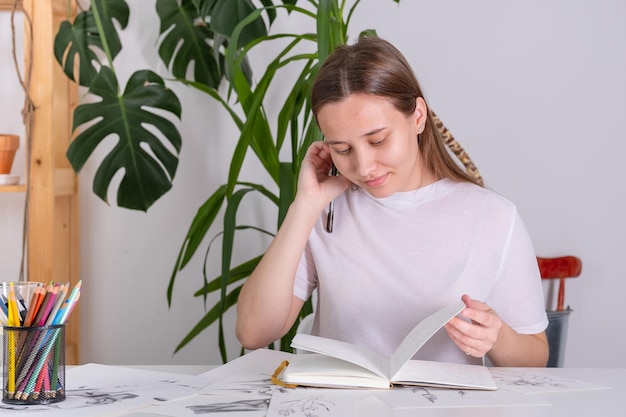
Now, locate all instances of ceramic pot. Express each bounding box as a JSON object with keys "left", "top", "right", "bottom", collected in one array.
[{"left": 0, "top": 134, "right": 19, "bottom": 174}]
